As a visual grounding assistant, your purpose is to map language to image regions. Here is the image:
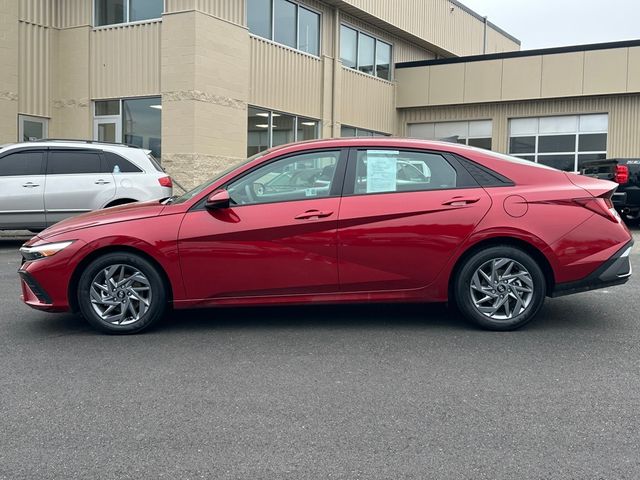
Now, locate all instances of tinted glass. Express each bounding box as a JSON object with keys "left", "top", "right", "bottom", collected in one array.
[
  {"left": 358, "top": 33, "right": 375, "bottom": 75},
  {"left": 47, "top": 151, "right": 102, "bottom": 175},
  {"left": 578, "top": 153, "right": 607, "bottom": 171},
  {"left": 247, "top": 107, "right": 271, "bottom": 157},
  {"left": 0, "top": 151, "right": 44, "bottom": 176},
  {"left": 376, "top": 40, "right": 391, "bottom": 80},
  {"left": 129, "top": 0, "right": 162, "bottom": 21},
  {"left": 122, "top": 97, "right": 161, "bottom": 158},
  {"left": 468, "top": 138, "right": 492, "bottom": 150},
  {"left": 103, "top": 151, "right": 142, "bottom": 173},
  {"left": 247, "top": 0, "right": 272, "bottom": 39},
  {"left": 95, "top": 0, "right": 125, "bottom": 26},
  {"left": 271, "top": 112, "right": 295, "bottom": 147},
  {"left": 274, "top": 0, "right": 297, "bottom": 48},
  {"left": 578, "top": 133, "right": 607, "bottom": 152},
  {"left": 341, "top": 126, "right": 356, "bottom": 137},
  {"left": 228, "top": 150, "right": 340, "bottom": 205},
  {"left": 538, "top": 134, "right": 576, "bottom": 153},
  {"left": 297, "top": 117, "right": 319, "bottom": 141},
  {"left": 22, "top": 120, "right": 44, "bottom": 142},
  {"left": 95, "top": 100, "right": 120, "bottom": 116},
  {"left": 340, "top": 25, "right": 358, "bottom": 68},
  {"left": 298, "top": 7, "right": 319, "bottom": 55},
  {"left": 509, "top": 136, "right": 535, "bottom": 154},
  {"left": 354, "top": 150, "right": 457, "bottom": 194},
  {"left": 537, "top": 155, "right": 576, "bottom": 172}
]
